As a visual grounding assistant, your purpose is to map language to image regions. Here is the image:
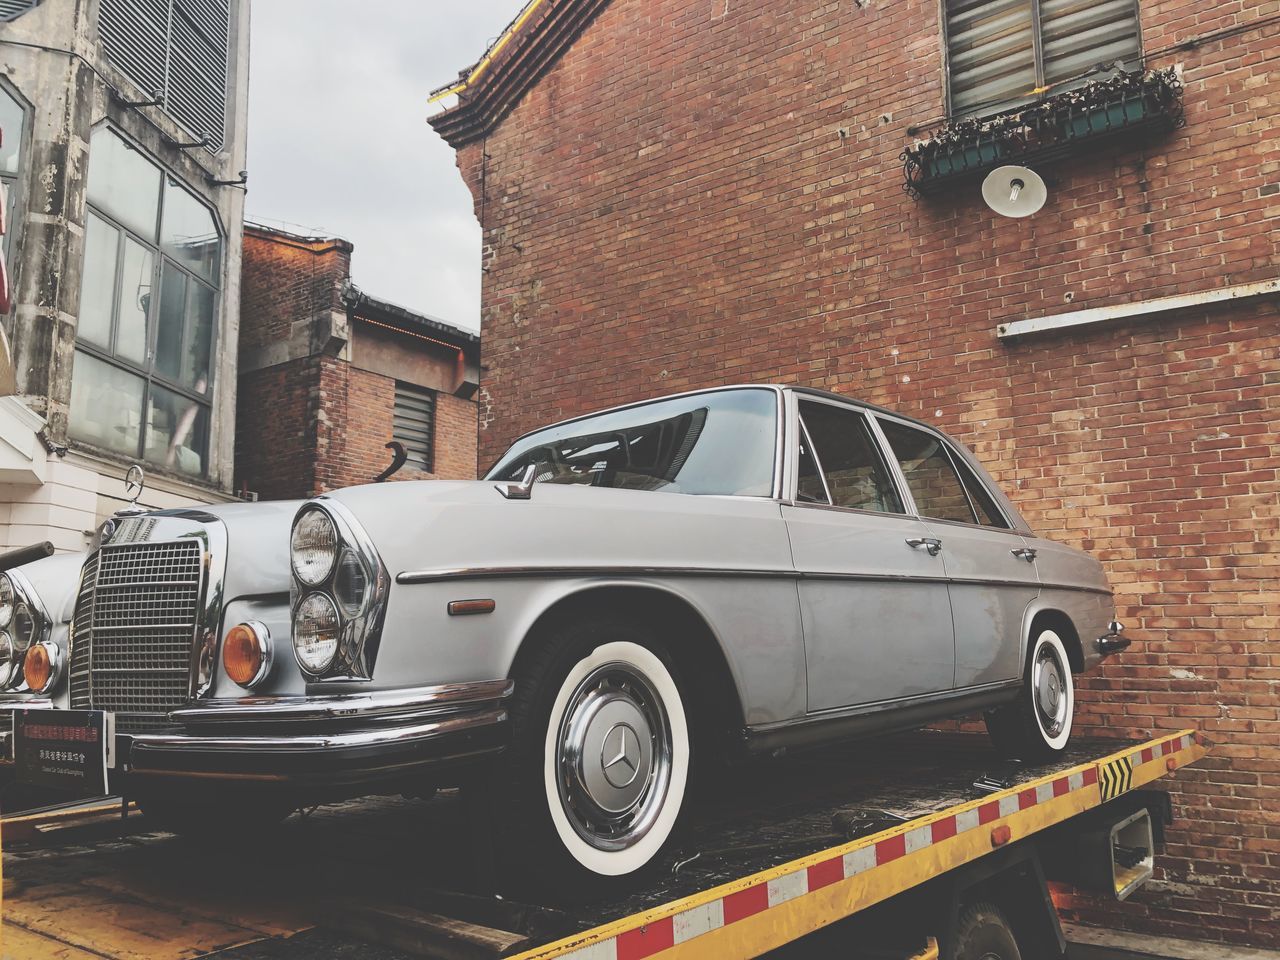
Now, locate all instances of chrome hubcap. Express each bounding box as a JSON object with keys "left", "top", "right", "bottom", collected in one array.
[
  {"left": 557, "top": 662, "right": 672, "bottom": 851},
  {"left": 1033, "top": 643, "right": 1068, "bottom": 737}
]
